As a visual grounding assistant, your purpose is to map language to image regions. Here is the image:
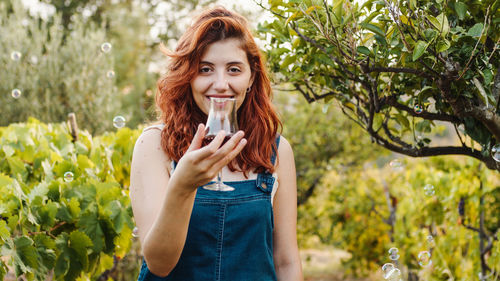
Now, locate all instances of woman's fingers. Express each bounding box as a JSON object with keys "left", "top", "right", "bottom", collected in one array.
[
  {"left": 186, "top": 124, "right": 205, "bottom": 153},
  {"left": 191, "top": 130, "right": 227, "bottom": 159},
  {"left": 207, "top": 131, "right": 246, "bottom": 163},
  {"left": 210, "top": 136, "right": 247, "bottom": 173}
]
